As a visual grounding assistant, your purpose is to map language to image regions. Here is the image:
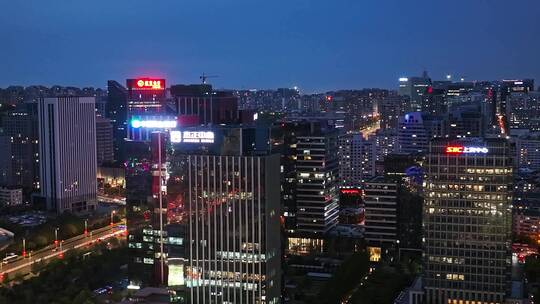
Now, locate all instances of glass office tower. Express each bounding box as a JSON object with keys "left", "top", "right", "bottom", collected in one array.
[
  {"left": 424, "top": 138, "right": 512, "bottom": 303},
  {"left": 166, "top": 127, "right": 281, "bottom": 304}
]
